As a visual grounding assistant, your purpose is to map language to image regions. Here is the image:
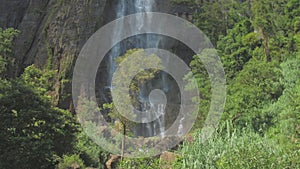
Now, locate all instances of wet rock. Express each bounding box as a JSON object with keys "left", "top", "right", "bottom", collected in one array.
[
  {"left": 106, "top": 154, "right": 120, "bottom": 169},
  {"left": 160, "top": 151, "right": 181, "bottom": 169}
]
